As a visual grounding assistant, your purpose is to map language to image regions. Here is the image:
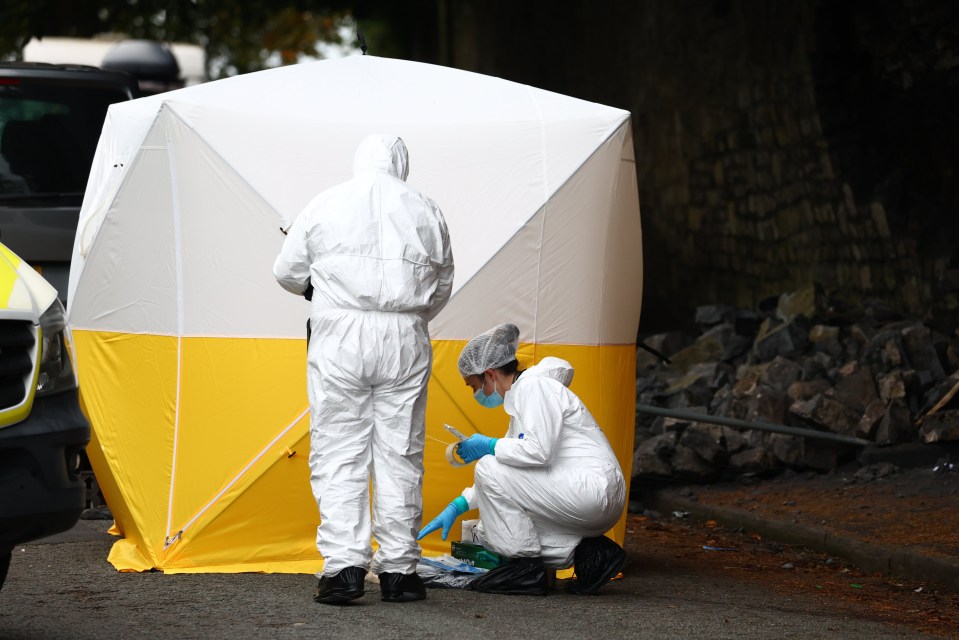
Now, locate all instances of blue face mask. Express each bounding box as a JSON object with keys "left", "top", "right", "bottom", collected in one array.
[{"left": 473, "top": 378, "right": 504, "bottom": 408}]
